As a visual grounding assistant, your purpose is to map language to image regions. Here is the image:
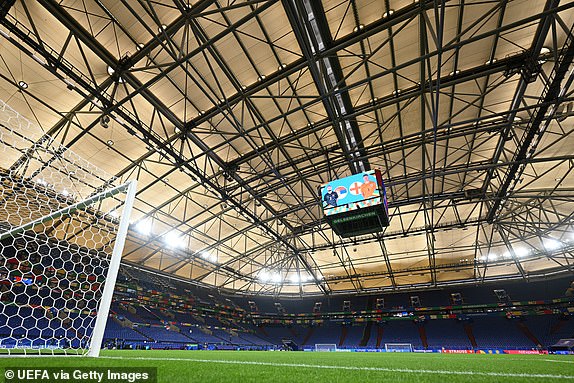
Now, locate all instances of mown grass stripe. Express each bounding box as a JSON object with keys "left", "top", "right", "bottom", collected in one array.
[{"left": 544, "top": 359, "right": 574, "bottom": 364}]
